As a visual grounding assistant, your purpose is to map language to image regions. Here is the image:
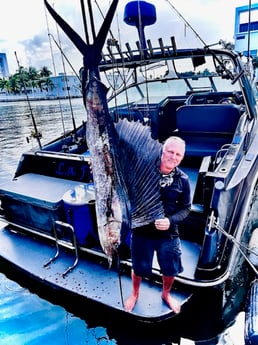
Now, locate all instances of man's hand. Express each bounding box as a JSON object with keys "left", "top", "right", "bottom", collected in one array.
[{"left": 154, "top": 217, "right": 170, "bottom": 231}]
